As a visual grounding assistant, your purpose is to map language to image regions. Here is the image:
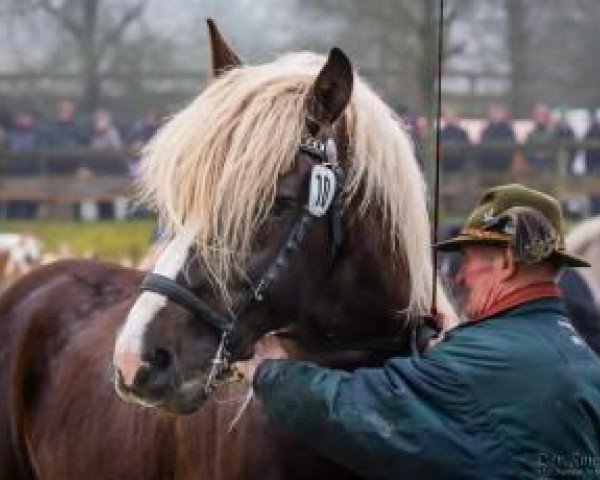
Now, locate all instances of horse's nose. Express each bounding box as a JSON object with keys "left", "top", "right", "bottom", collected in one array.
[{"left": 115, "top": 347, "right": 174, "bottom": 394}]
